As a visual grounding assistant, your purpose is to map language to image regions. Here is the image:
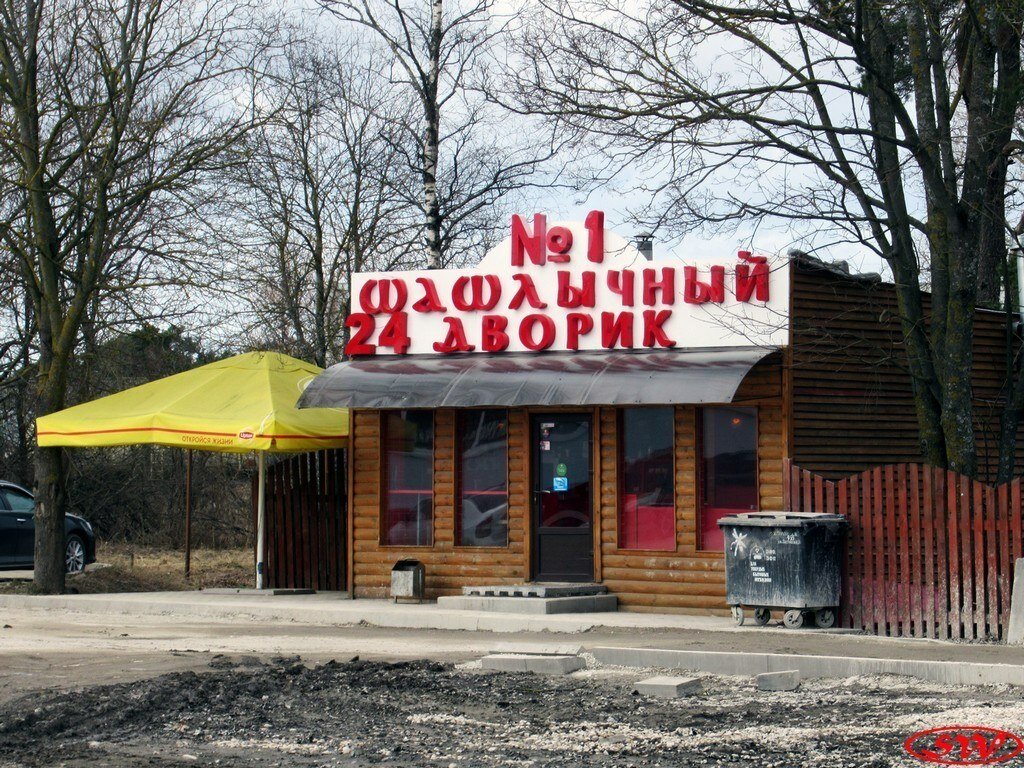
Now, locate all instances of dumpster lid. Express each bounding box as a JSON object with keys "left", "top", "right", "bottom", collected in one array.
[{"left": 716, "top": 511, "right": 848, "bottom": 528}]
